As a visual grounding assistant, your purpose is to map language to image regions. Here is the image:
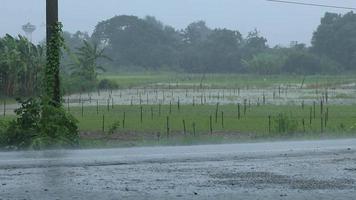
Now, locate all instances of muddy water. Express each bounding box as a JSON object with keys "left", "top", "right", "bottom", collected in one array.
[{"left": 1, "top": 139, "right": 356, "bottom": 199}]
